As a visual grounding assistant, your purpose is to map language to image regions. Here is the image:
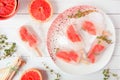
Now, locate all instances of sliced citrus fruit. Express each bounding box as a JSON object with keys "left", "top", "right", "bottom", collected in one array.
[
  {"left": 56, "top": 51, "right": 71, "bottom": 62},
  {"left": 69, "top": 51, "right": 80, "bottom": 63},
  {"left": 82, "top": 21, "right": 96, "bottom": 35},
  {"left": 87, "top": 51, "right": 95, "bottom": 63},
  {"left": 19, "top": 26, "right": 38, "bottom": 47},
  {"left": 0, "top": 0, "right": 17, "bottom": 18},
  {"left": 27, "top": 34, "right": 37, "bottom": 47},
  {"left": 92, "top": 44, "right": 105, "bottom": 54},
  {"left": 21, "top": 68, "right": 42, "bottom": 80},
  {"left": 67, "top": 25, "right": 81, "bottom": 42},
  {"left": 29, "top": 0, "right": 53, "bottom": 22},
  {"left": 19, "top": 26, "right": 28, "bottom": 41}
]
